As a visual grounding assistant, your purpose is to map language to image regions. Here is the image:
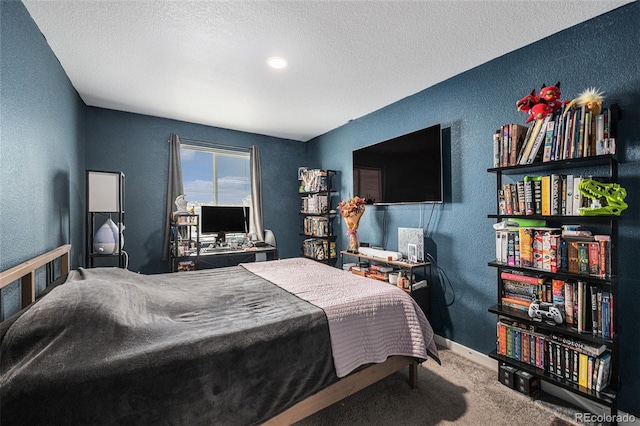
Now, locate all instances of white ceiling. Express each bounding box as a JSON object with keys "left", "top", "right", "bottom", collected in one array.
[{"left": 23, "top": 1, "right": 633, "bottom": 142}]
